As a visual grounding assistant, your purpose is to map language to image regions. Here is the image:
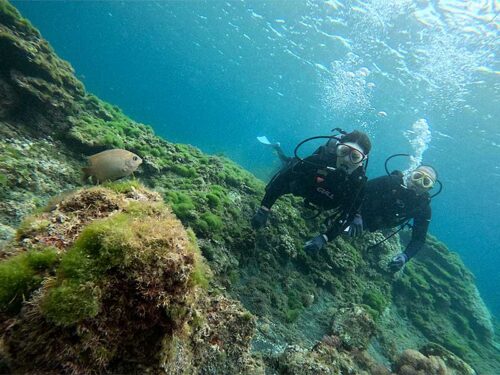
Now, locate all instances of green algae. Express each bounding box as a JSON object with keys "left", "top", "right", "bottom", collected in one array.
[
  {"left": 200, "top": 212, "right": 223, "bottom": 231},
  {"left": 0, "top": 0, "right": 39, "bottom": 36},
  {"left": 15, "top": 216, "right": 50, "bottom": 241},
  {"left": 363, "top": 289, "right": 388, "bottom": 319},
  {"left": 166, "top": 191, "right": 196, "bottom": 220},
  {"left": 40, "top": 214, "right": 133, "bottom": 325},
  {"left": 171, "top": 164, "right": 197, "bottom": 178},
  {"left": 42, "top": 280, "right": 101, "bottom": 326},
  {"left": 35, "top": 193, "right": 211, "bottom": 327},
  {"left": 102, "top": 179, "right": 142, "bottom": 194},
  {"left": 0, "top": 173, "right": 7, "bottom": 187},
  {"left": 0, "top": 2, "right": 497, "bottom": 372},
  {"left": 0, "top": 246, "right": 59, "bottom": 313},
  {"left": 186, "top": 228, "right": 211, "bottom": 289}
]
